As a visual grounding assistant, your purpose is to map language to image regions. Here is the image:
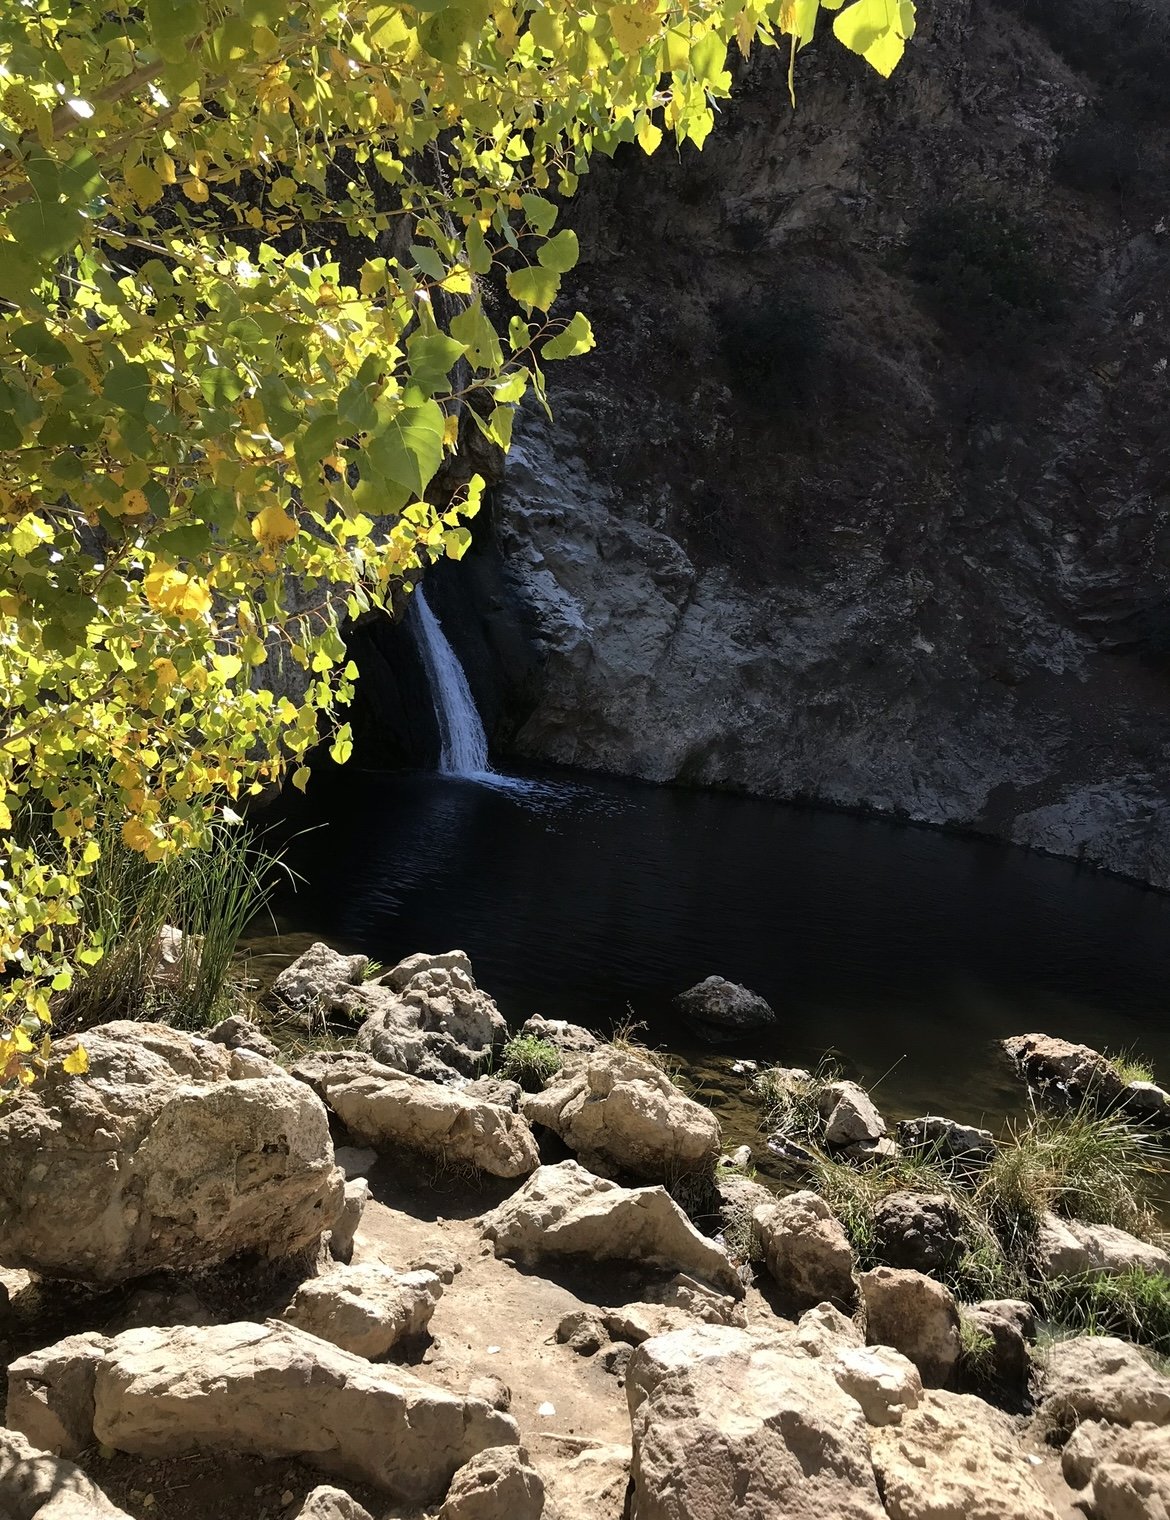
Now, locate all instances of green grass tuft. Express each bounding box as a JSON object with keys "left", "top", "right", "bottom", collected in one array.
[
  {"left": 1107, "top": 1047, "right": 1156, "bottom": 1086},
  {"left": 498, "top": 1033, "right": 563, "bottom": 1092},
  {"left": 752, "top": 1056, "right": 839, "bottom": 1141},
  {"left": 1039, "top": 1267, "right": 1170, "bottom": 1357}
]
